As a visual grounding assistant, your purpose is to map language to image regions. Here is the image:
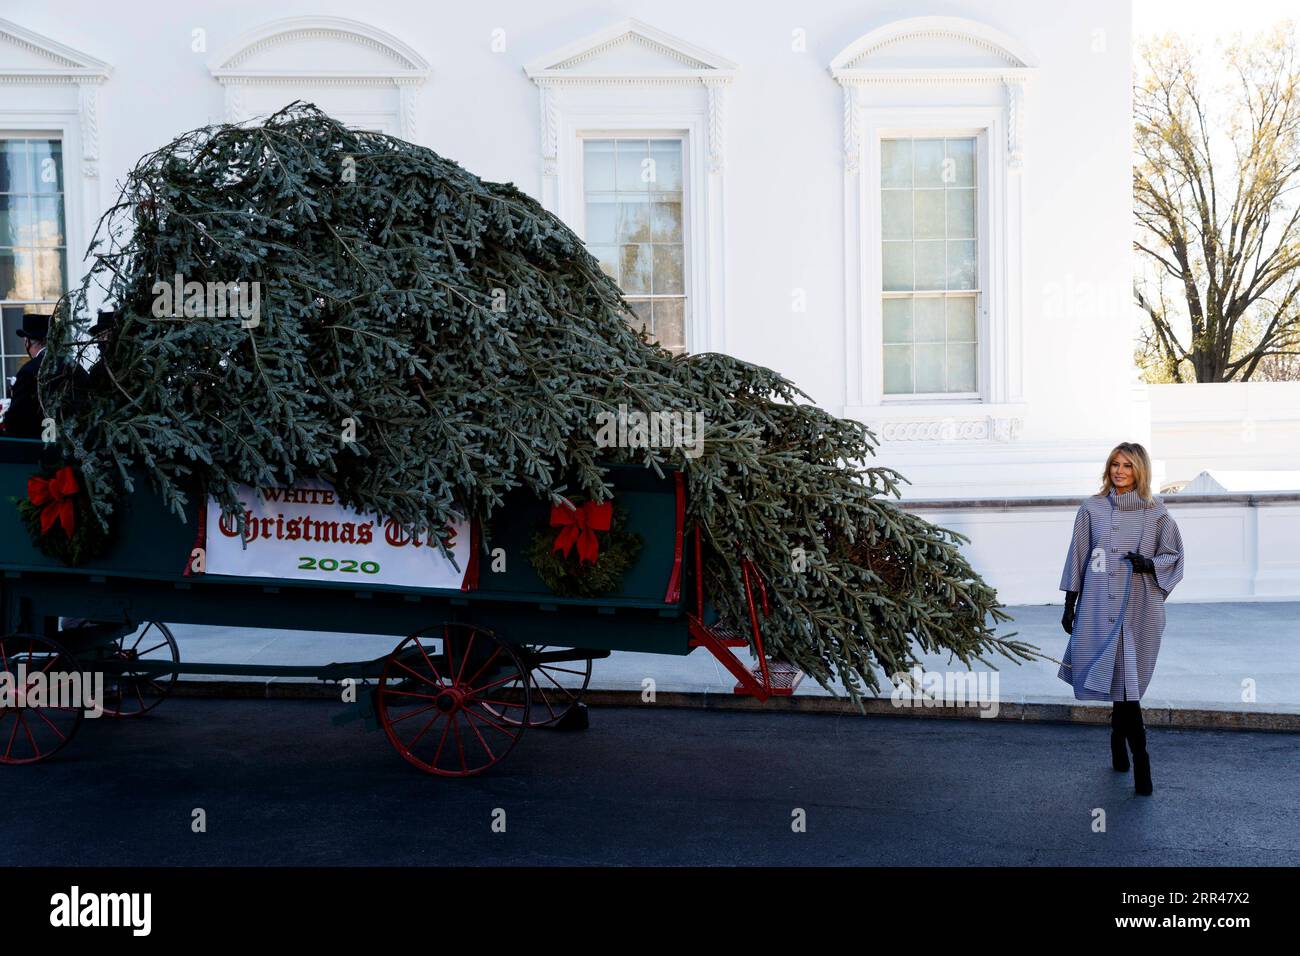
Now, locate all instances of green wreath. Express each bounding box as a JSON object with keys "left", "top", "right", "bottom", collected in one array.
[
  {"left": 529, "top": 499, "right": 643, "bottom": 598},
  {"left": 12, "top": 464, "right": 113, "bottom": 566}
]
